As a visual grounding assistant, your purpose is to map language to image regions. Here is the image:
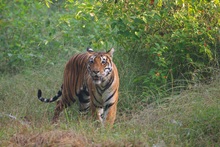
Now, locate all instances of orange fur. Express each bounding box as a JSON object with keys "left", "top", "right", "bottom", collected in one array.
[{"left": 38, "top": 48, "right": 119, "bottom": 126}]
